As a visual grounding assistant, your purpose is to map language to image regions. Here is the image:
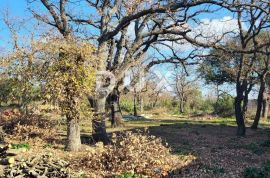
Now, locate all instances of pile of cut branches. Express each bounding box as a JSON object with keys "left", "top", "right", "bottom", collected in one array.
[
  {"left": 0, "top": 112, "right": 59, "bottom": 144},
  {"left": 69, "top": 131, "right": 195, "bottom": 177},
  {"left": 0, "top": 127, "right": 5, "bottom": 143},
  {"left": 0, "top": 145, "right": 15, "bottom": 166},
  {"left": 3, "top": 154, "right": 69, "bottom": 178}
]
